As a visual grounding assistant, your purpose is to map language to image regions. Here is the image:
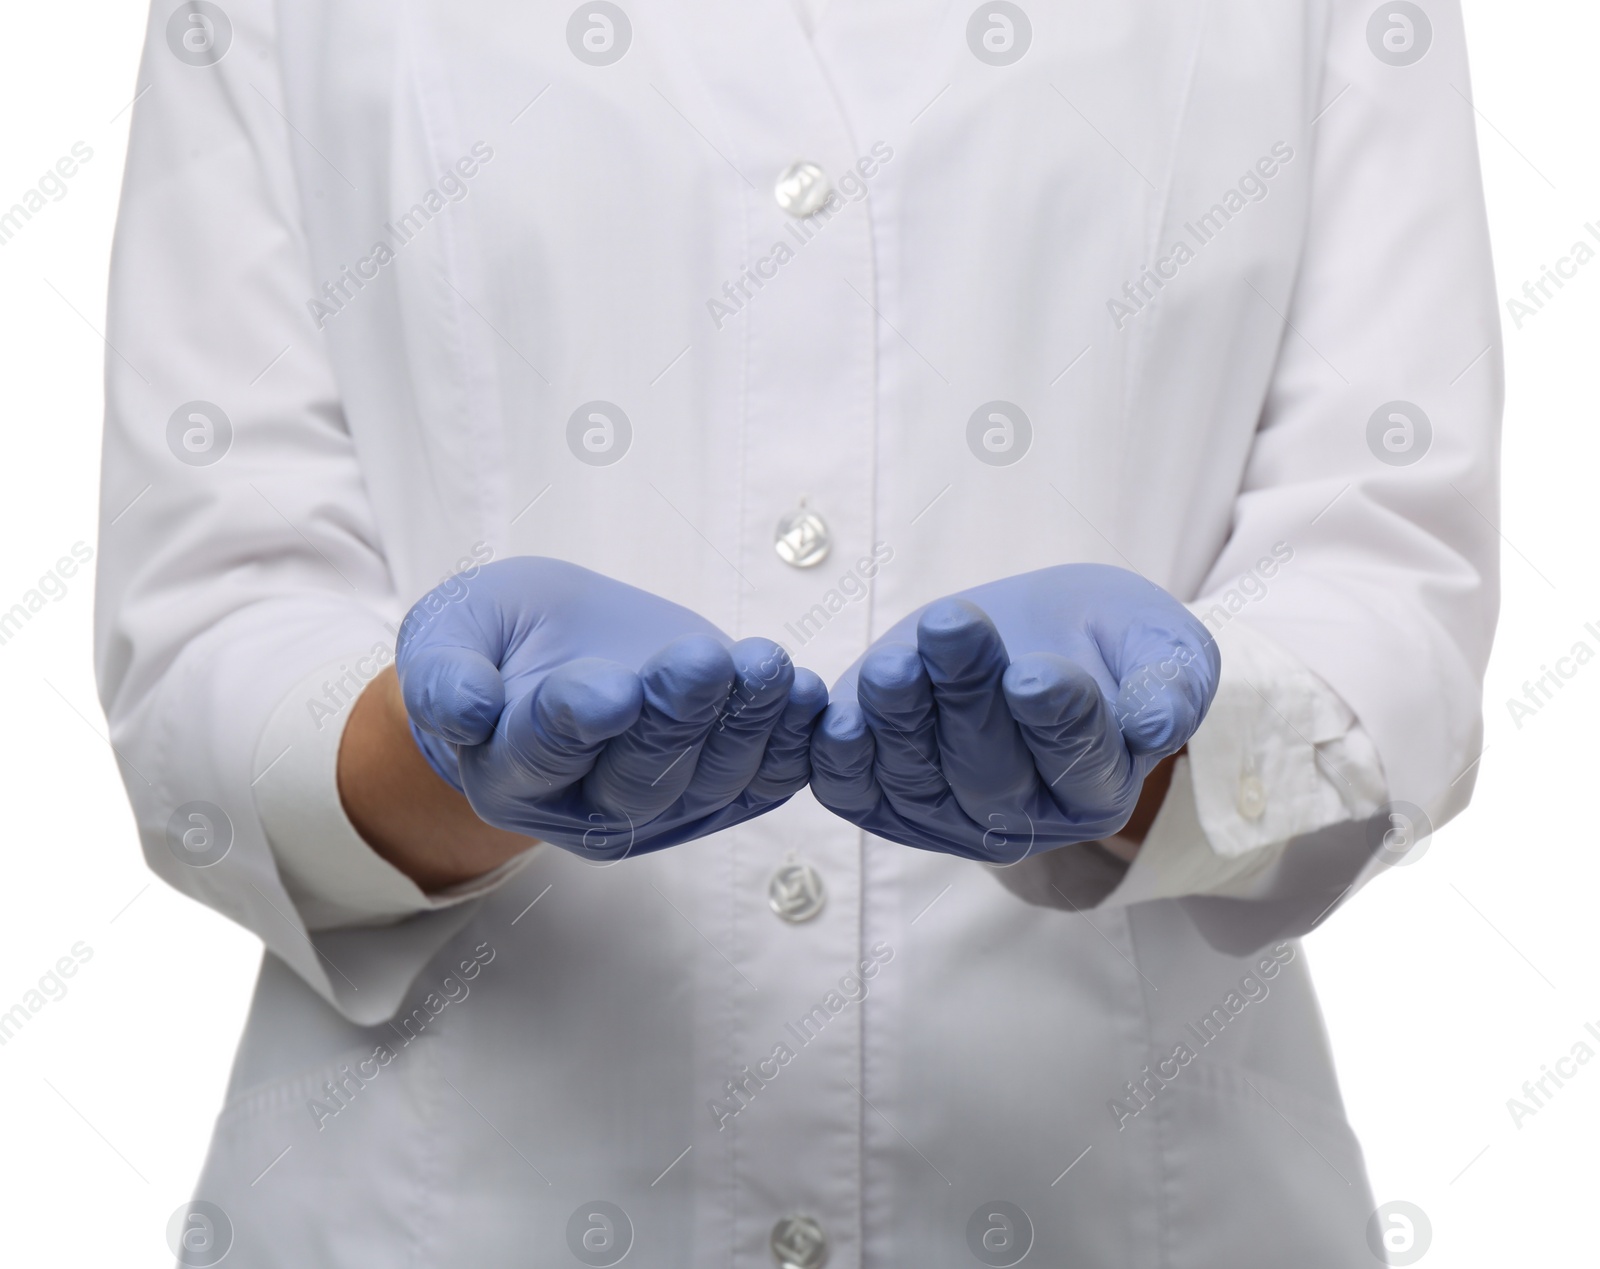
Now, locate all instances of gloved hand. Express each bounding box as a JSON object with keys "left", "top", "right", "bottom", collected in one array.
[
  {"left": 395, "top": 557, "right": 827, "bottom": 859},
  {"left": 809, "top": 565, "right": 1219, "bottom": 863}
]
